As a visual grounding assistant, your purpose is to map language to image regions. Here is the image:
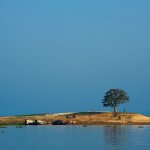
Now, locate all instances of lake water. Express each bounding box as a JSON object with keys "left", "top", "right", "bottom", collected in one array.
[{"left": 0, "top": 125, "right": 150, "bottom": 150}]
